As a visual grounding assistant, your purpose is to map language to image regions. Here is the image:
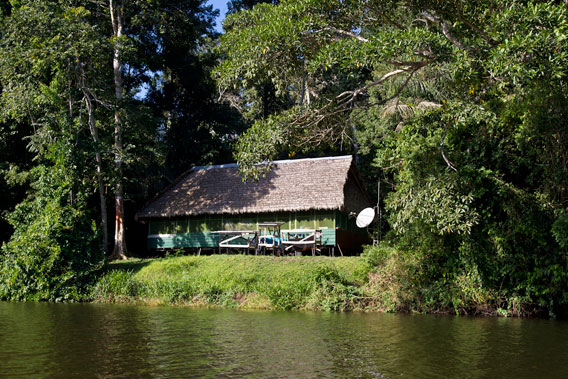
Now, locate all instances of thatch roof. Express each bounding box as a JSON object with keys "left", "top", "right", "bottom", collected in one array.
[{"left": 136, "top": 155, "right": 372, "bottom": 219}]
